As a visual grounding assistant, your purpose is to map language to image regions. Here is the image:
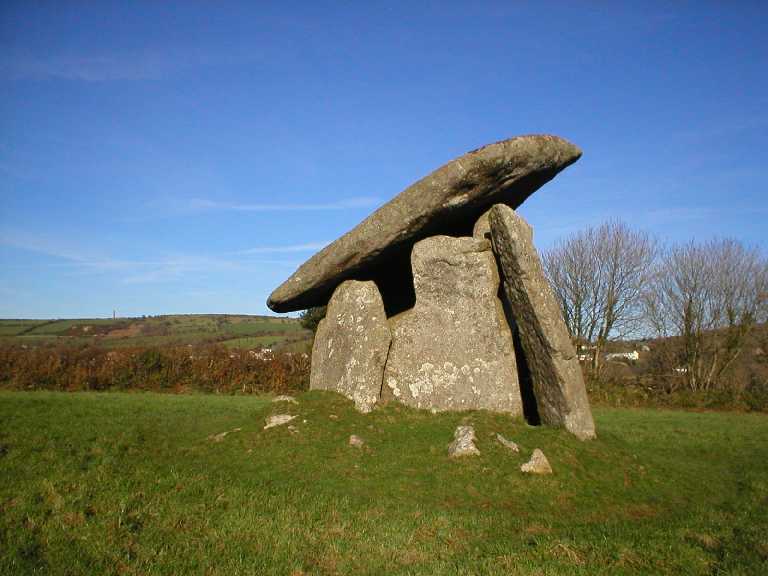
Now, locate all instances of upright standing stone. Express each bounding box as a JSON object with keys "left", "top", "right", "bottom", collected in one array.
[
  {"left": 488, "top": 204, "right": 596, "bottom": 439},
  {"left": 472, "top": 209, "right": 492, "bottom": 240},
  {"left": 448, "top": 425, "right": 480, "bottom": 457},
  {"left": 382, "top": 236, "right": 522, "bottom": 414},
  {"left": 310, "top": 280, "right": 391, "bottom": 413}
]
